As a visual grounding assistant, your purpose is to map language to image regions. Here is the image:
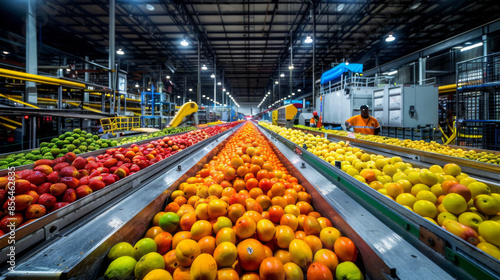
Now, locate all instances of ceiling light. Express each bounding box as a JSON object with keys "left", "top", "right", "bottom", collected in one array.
[
  {"left": 202, "top": 64, "right": 207, "bottom": 70},
  {"left": 202, "top": 95, "right": 205, "bottom": 97},
  {"left": 267, "top": 91, "right": 270, "bottom": 95},
  {"left": 217, "top": 82, "right": 221, "bottom": 85},
  {"left": 409, "top": 2, "right": 421, "bottom": 10},
  {"left": 189, "top": 99, "right": 192, "bottom": 101},
  {"left": 387, "top": 70, "right": 398, "bottom": 75},
  {"left": 2, "top": 51, "right": 9, "bottom": 55},
  {"left": 166, "top": 75, "right": 170, "bottom": 79},
  {"left": 135, "top": 82, "right": 139, "bottom": 88},
  {"left": 305, "top": 35, "right": 313, "bottom": 44},
  {"left": 386, "top": 34, "right": 395, "bottom": 42},
  {"left": 147, "top": 88, "right": 151, "bottom": 91},
  {"left": 280, "top": 73, "right": 285, "bottom": 77},
  {"left": 177, "top": 96, "right": 181, "bottom": 98},
  {"left": 275, "top": 81, "right": 279, "bottom": 84},
  {"left": 461, "top": 42, "right": 483, "bottom": 52},
  {"left": 298, "top": 89, "right": 301, "bottom": 92},
  {"left": 452, "top": 46, "right": 463, "bottom": 50},
  {"left": 181, "top": 38, "right": 189, "bottom": 46},
  {"left": 292, "top": 93, "right": 295, "bottom": 95},
  {"left": 336, "top": 4, "right": 345, "bottom": 11},
  {"left": 288, "top": 64, "right": 294, "bottom": 70},
  {"left": 226, "top": 92, "right": 229, "bottom": 95},
  {"left": 207, "top": 97, "right": 209, "bottom": 99},
  {"left": 288, "top": 95, "right": 291, "bottom": 98},
  {"left": 465, "top": 42, "right": 472, "bottom": 45},
  {"left": 211, "top": 73, "right": 215, "bottom": 78},
  {"left": 345, "top": 61, "right": 349, "bottom": 65},
  {"left": 66, "top": 68, "right": 71, "bottom": 72},
  {"left": 116, "top": 48, "right": 124, "bottom": 55},
  {"left": 145, "top": 4, "right": 154, "bottom": 11},
  {"left": 223, "top": 88, "right": 226, "bottom": 91},
  {"left": 189, "top": 88, "right": 193, "bottom": 91}
]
